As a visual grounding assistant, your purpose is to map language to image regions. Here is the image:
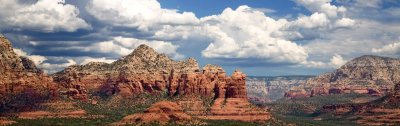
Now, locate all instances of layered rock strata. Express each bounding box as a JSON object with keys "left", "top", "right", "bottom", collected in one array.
[
  {"left": 286, "top": 55, "right": 399, "bottom": 98},
  {"left": 0, "top": 35, "right": 56, "bottom": 110},
  {"left": 54, "top": 44, "right": 270, "bottom": 121}
]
